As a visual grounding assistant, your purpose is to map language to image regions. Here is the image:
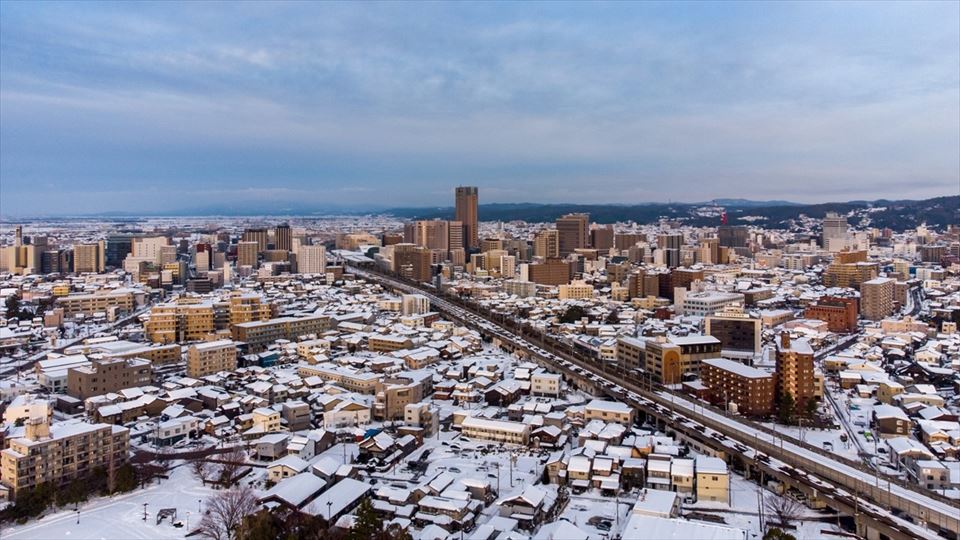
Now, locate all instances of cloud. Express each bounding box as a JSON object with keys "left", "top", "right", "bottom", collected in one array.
[{"left": 0, "top": 2, "right": 957, "bottom": 215}]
